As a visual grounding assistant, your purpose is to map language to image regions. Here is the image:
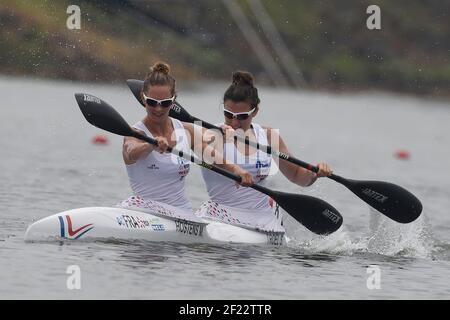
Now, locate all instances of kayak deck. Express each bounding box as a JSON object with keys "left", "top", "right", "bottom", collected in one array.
[{"left": 24, "top": 207, "right": 286, "bottom": 246}]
